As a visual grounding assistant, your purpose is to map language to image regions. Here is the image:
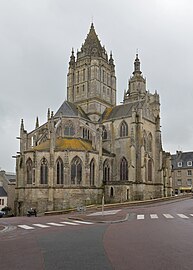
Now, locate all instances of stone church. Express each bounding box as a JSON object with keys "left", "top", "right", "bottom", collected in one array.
[{"left": 15, "top": 23, "right": 172, "bottom": 215}]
